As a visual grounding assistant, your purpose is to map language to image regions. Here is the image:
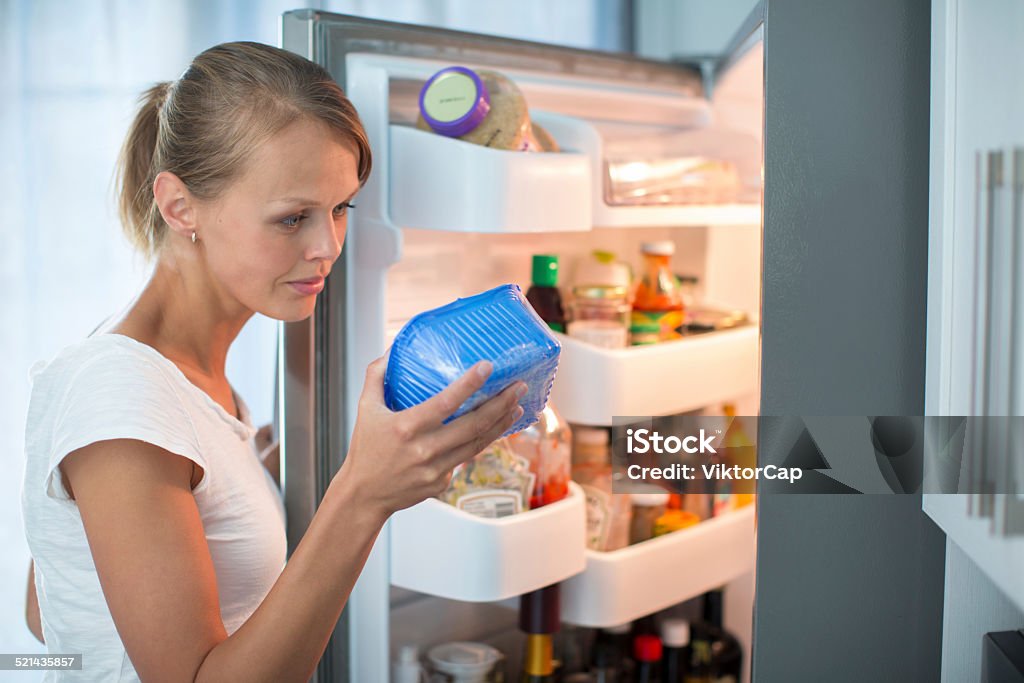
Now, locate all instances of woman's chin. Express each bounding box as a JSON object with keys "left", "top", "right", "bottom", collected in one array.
[{"left": 261, "top": 299, "right": 318, "bottom": 323}]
